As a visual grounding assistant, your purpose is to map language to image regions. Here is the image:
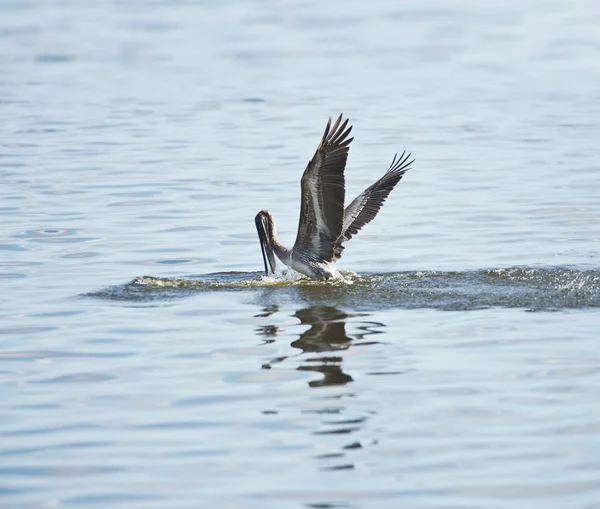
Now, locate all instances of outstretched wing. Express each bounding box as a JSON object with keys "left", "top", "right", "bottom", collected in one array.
[
  {"left": 293, "top": 115, "right": 354, "bottom": 262},
  {"left": 341, "top": 151, "right": 414, "bottom": 244}
]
